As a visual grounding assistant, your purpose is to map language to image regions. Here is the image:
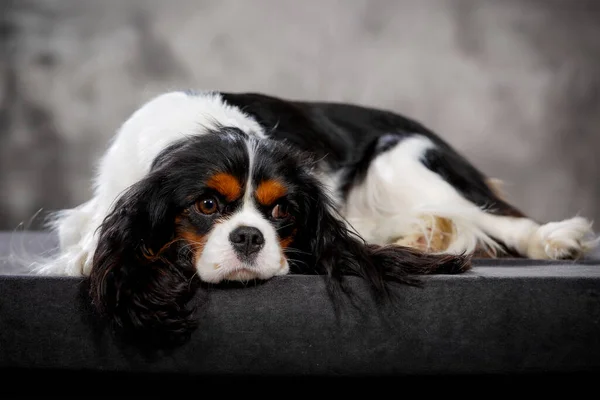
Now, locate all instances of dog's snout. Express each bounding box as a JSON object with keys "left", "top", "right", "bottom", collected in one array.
[{"left": 229, "top": 226, "right": 265, "bottom": 258}]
